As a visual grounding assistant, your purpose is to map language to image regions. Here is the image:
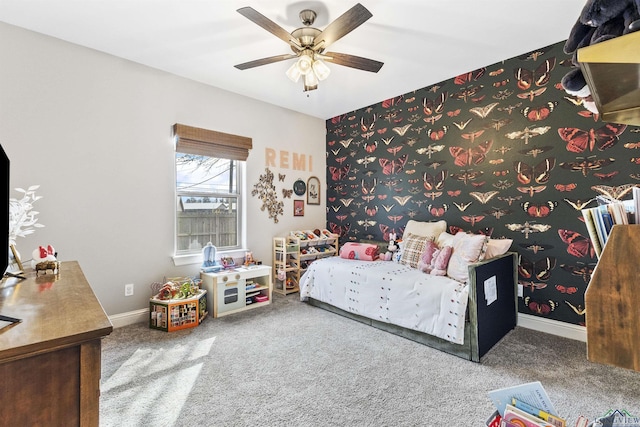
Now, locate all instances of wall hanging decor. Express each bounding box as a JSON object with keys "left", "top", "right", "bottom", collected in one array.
[
  {"left": 307, "top": 176, "right": 320, "bottom": 205},
  {"left": 294, "top": 200, "right": 304, "bottom": 217},
  {"left": 251, "top": 168, "right": 284, "bottom": 223},
  {"left": 293, "top": 179, "right": 306, "bottom": 196}
]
